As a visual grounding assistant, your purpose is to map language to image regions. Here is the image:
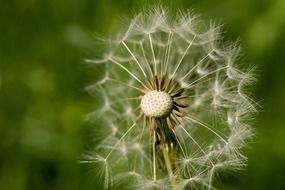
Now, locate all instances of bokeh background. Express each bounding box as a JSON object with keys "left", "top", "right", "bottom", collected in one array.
[{"left": 1, "top": 0, "right": 285, "bottom": 189}]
